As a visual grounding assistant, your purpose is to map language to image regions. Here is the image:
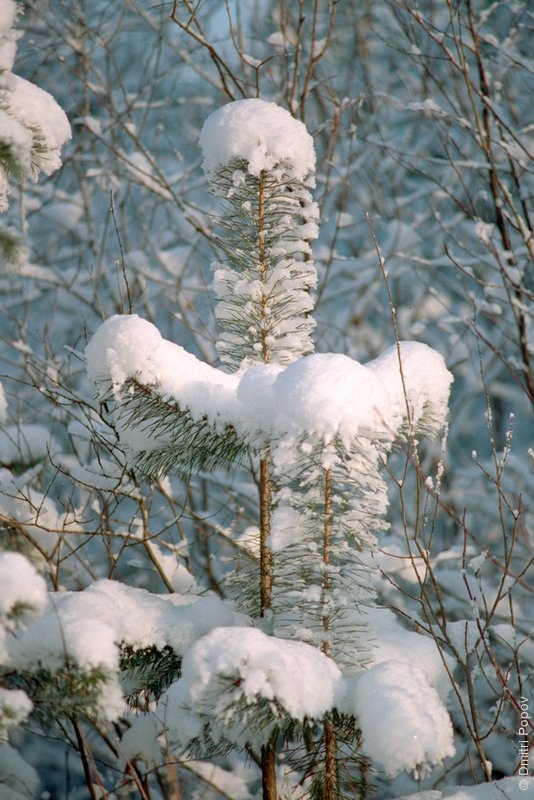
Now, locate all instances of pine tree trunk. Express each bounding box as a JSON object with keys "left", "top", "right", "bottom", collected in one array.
[
  {"left": 259, "top": 456, "right": 276, "bottom": 799},
  {"left": 259, "top": 455, "right": 272, "bottom": 614},
  {"left": 258, "top": 170, "right": 277, "bottom": 800},
  {"left": 323, "top": 715, "right": 337, "bottom": 800},
  {"left": 261, "top": 744, "right": 277, "bottom": 800},
  {"left": 322, "top": 469, "right": 337, "bottom": 800}
]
